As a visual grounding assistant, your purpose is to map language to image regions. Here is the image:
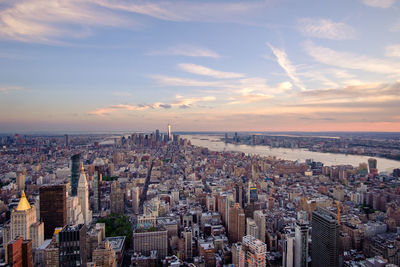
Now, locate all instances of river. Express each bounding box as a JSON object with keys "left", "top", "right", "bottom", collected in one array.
[{"left": 182, "top": 134, "right": 400, "bottom": 173}]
